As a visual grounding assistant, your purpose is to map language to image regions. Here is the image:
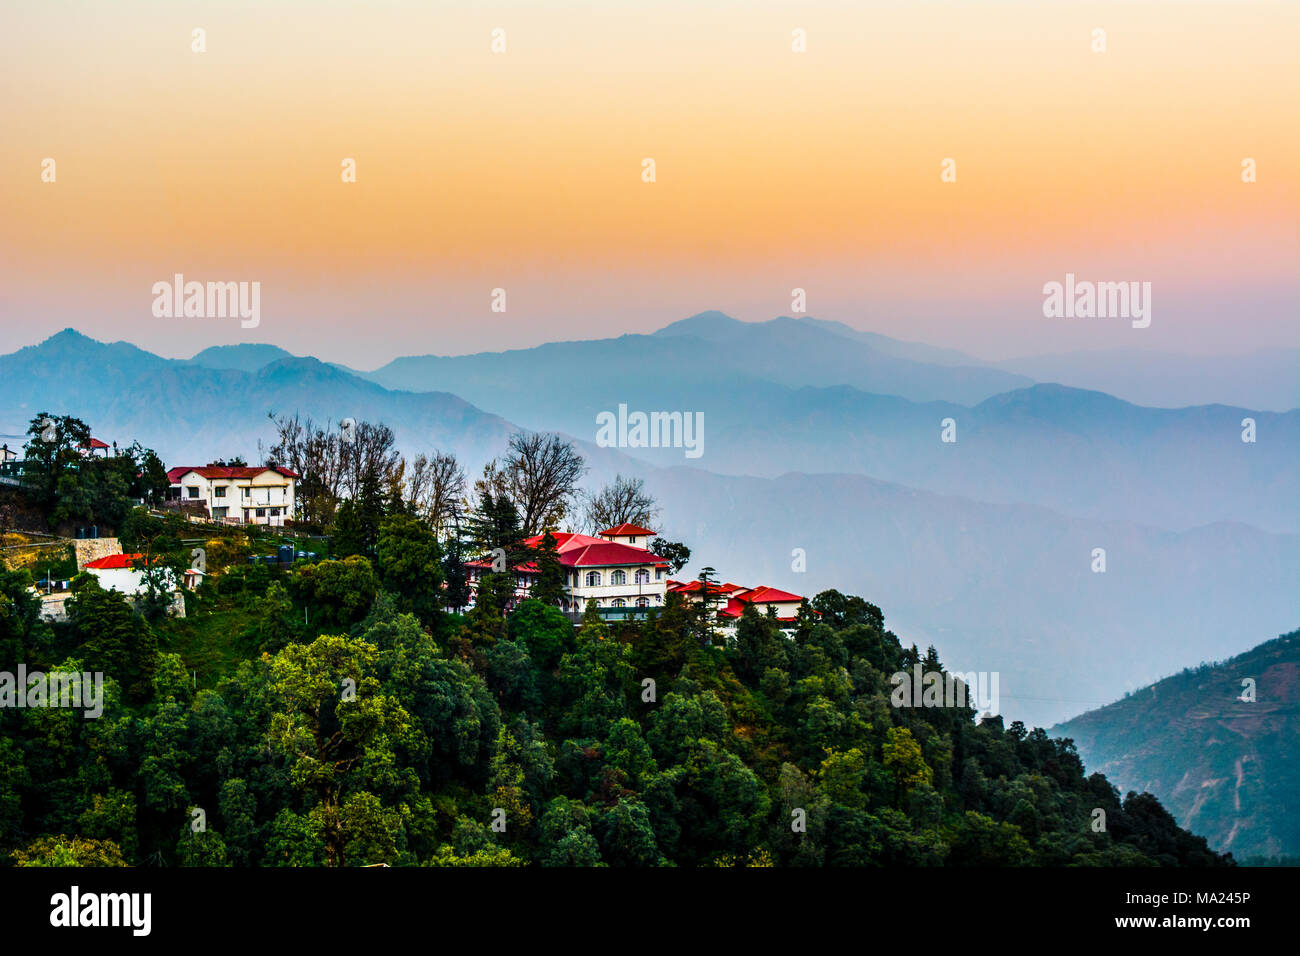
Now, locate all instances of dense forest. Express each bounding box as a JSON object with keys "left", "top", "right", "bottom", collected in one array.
[
  {"left": 0, "top": 546, "right": 1232, "bottom": 866},
  {"left": 0, "top": 414, "right": 1231, "bottom": 866}
]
